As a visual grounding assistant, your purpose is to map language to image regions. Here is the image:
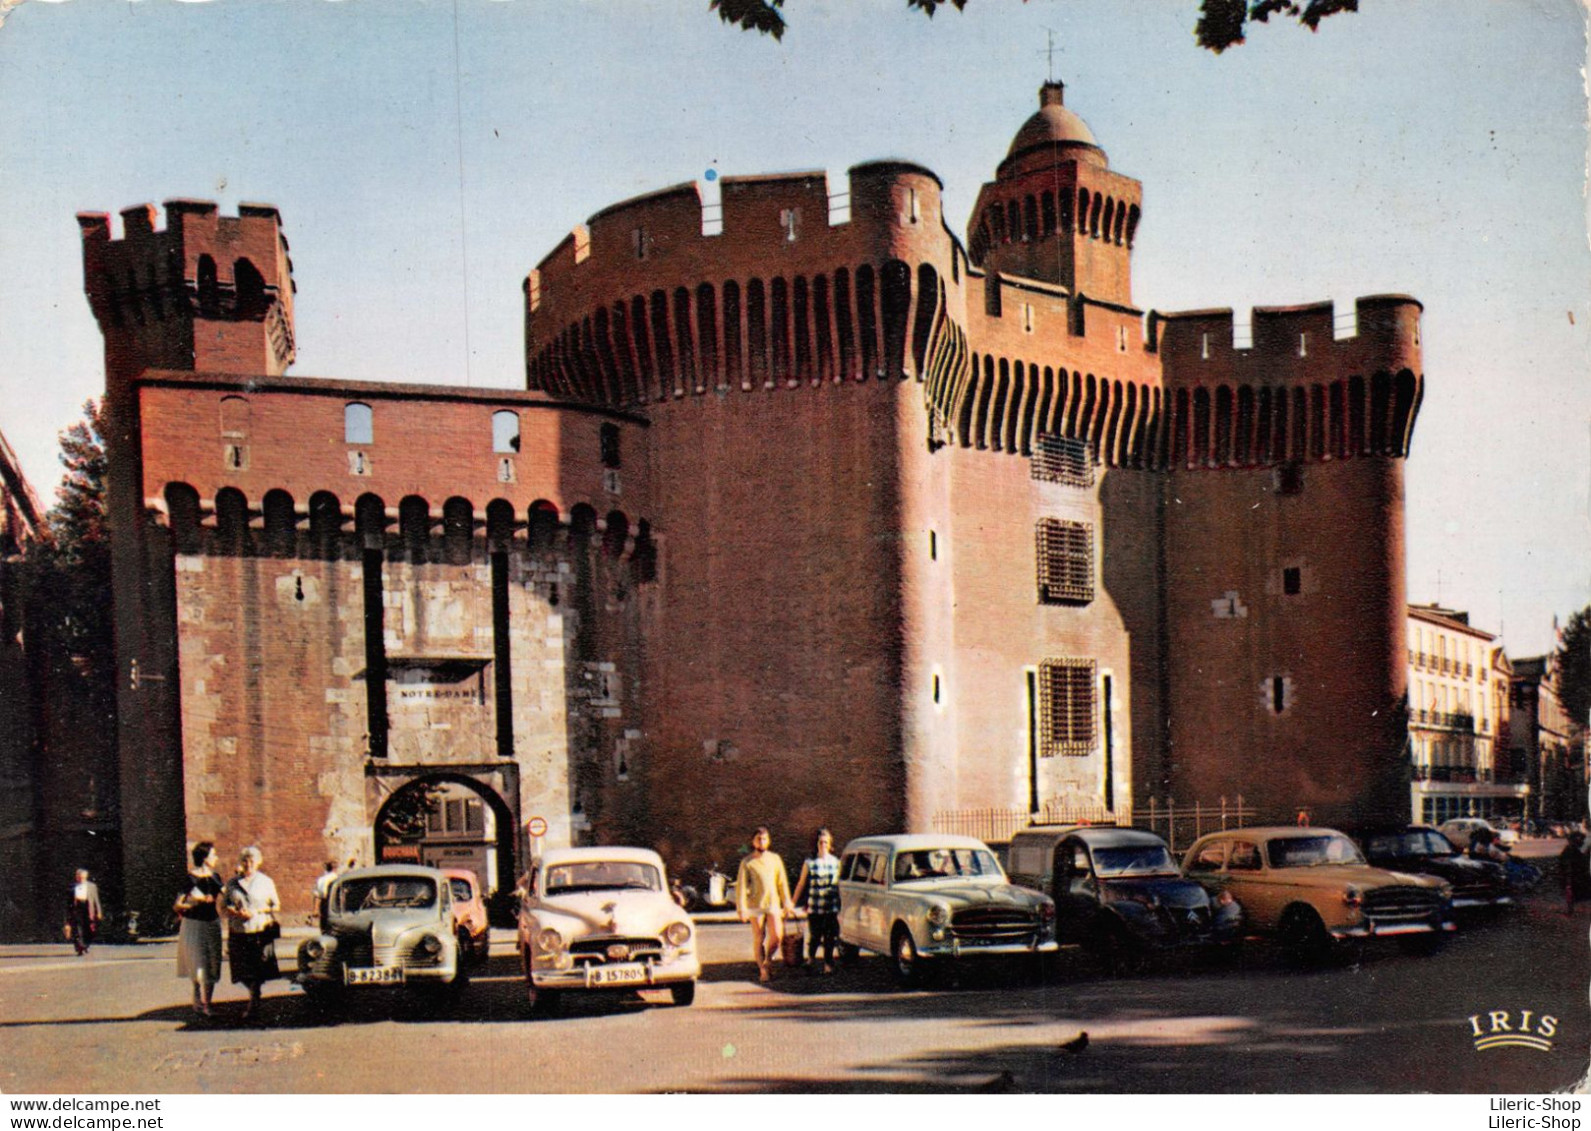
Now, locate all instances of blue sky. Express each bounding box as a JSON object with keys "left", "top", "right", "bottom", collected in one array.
[{"left": 0, "top": 0, "right": 1585, "bottom": 656}]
